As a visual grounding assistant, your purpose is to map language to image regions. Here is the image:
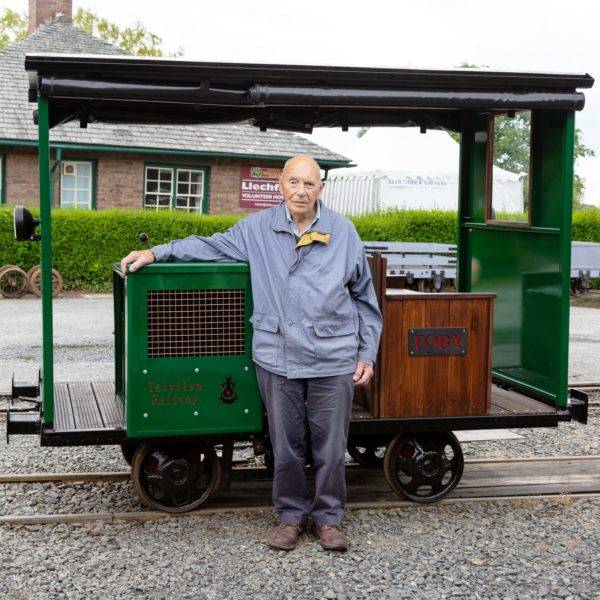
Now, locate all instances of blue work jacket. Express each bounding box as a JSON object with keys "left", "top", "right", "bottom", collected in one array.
[{"left": 151, "top": 201, "right": 383, "bottom": 379}]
